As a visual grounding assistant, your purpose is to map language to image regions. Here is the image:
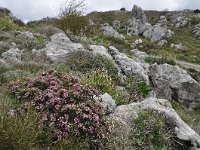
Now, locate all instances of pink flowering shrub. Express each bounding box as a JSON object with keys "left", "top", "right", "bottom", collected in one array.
[{"left": 11, "top": 72, "right": 110, "bottom": 145}]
